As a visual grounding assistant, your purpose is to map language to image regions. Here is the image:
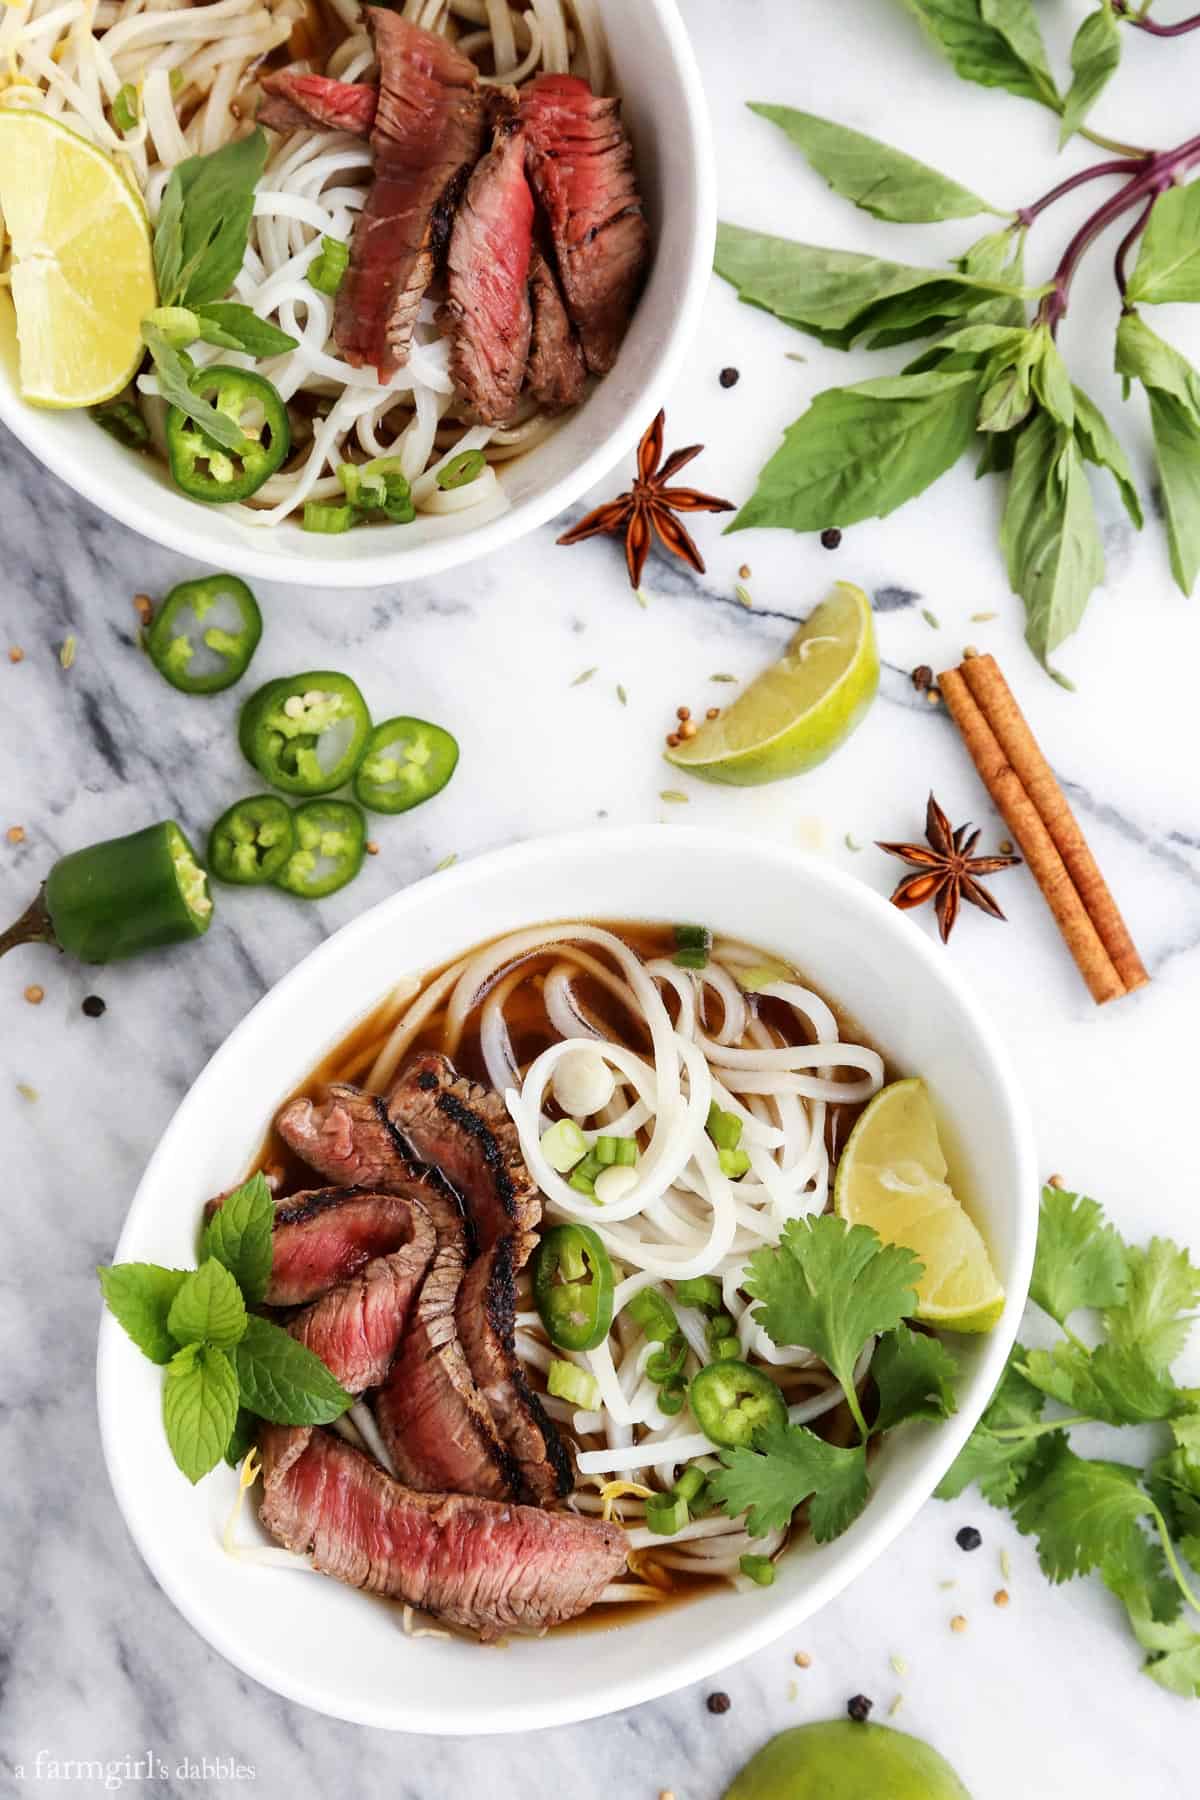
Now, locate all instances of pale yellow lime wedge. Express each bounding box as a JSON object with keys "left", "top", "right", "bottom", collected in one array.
[
  {"left": 0, "top": 108, "right": 154, "bottom": 408},
  {"left": 664, "top": 581, "right": 878, "bottom": 785},
  {"left": 835, "top": 1077, "right": 1004, "bottom": 1333}
]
